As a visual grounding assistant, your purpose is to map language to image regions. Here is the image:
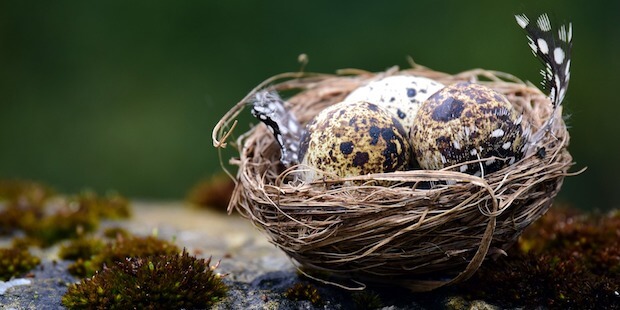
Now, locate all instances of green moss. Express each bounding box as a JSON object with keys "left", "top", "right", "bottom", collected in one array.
[
  {"left": 0, "top": 247, "right": 41, "bottom": 280},
  {"left": 0, "top": 179, "right": 54, "bottom": 207},
  {"left": 72, "top": 191, "right": 131, "bottom": 219},
  {"left": 11, "top": 236, "right": 44, "bottom": 248},
  {"left": 0, "top": 193, "right": 47, "bottom": 236},
  {"left": 351, "top": 291, "right": 383, "bottom": 310},
  {"left": 68, "top": 235, "right": 180, "bottom": 278},
  {"left": 59, "top": 238, "right": 105, "bottom": 261},
  {"left": 62, "top": 249, "right": 228, "bottom": 309},
  {"left": 519, "top": 206, "right": 620, "bottom": 275},
  {"left": 459, "top": 207, "right": 620, "bottom": 309},
  {"left": 284, "top": 283, "right": 323, "bottom": 306},
  {"left": 20, "top": 210, "right": 100, "bottom": 247},
  {"left": 0, "top": 180, "right": 132, "bottom": 247},
  {"left": 102, "top": 227, "right": 131, "bottom": 239},
  {"left": 67, "top": 258, "right": 92, "bottom": 278}
]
